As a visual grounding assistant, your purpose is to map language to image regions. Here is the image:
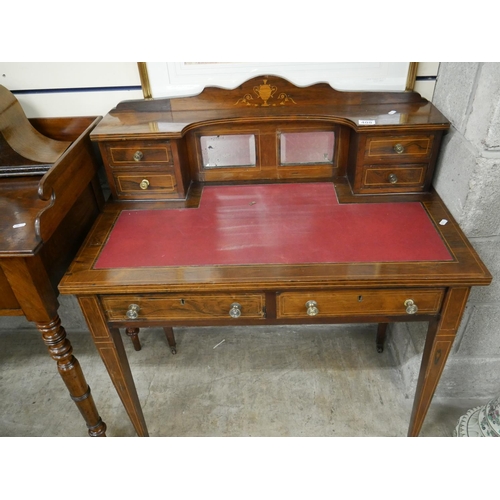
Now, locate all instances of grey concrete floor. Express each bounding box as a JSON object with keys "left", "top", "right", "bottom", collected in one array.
[{"left": 0, "top": 321, "right": 481, "bottom": 437}]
